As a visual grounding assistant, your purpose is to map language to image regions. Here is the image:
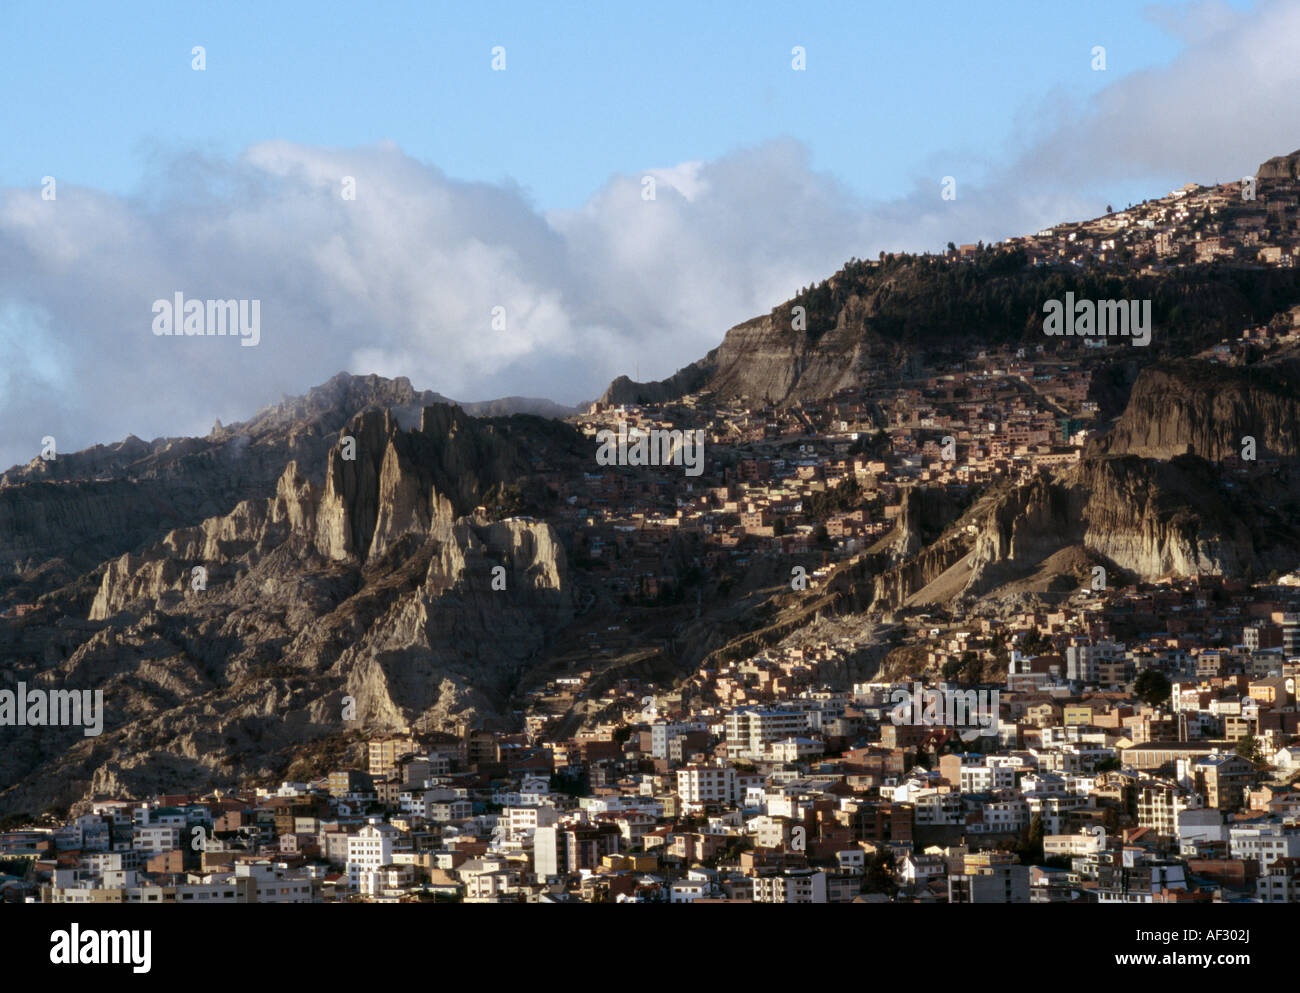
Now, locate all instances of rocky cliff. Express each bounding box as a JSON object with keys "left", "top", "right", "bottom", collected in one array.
[
  {"left": 1257, "top": 148, "right": 1300, "bottom": 182},
  {"left": 880, "top": 449, "right": 1300, "bottom": 612},
  {"left": 1102, "top": 359, "right": 1300, "bottom": 461},
  {"left": 1, "top": 397, "right": 586, "bottom": 815},
  {"left": 601, "top": 250, "right": 1300, "bottom": 407},
  {"left": 0, "top": 374, "right": 577, "bottom": 608}
]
